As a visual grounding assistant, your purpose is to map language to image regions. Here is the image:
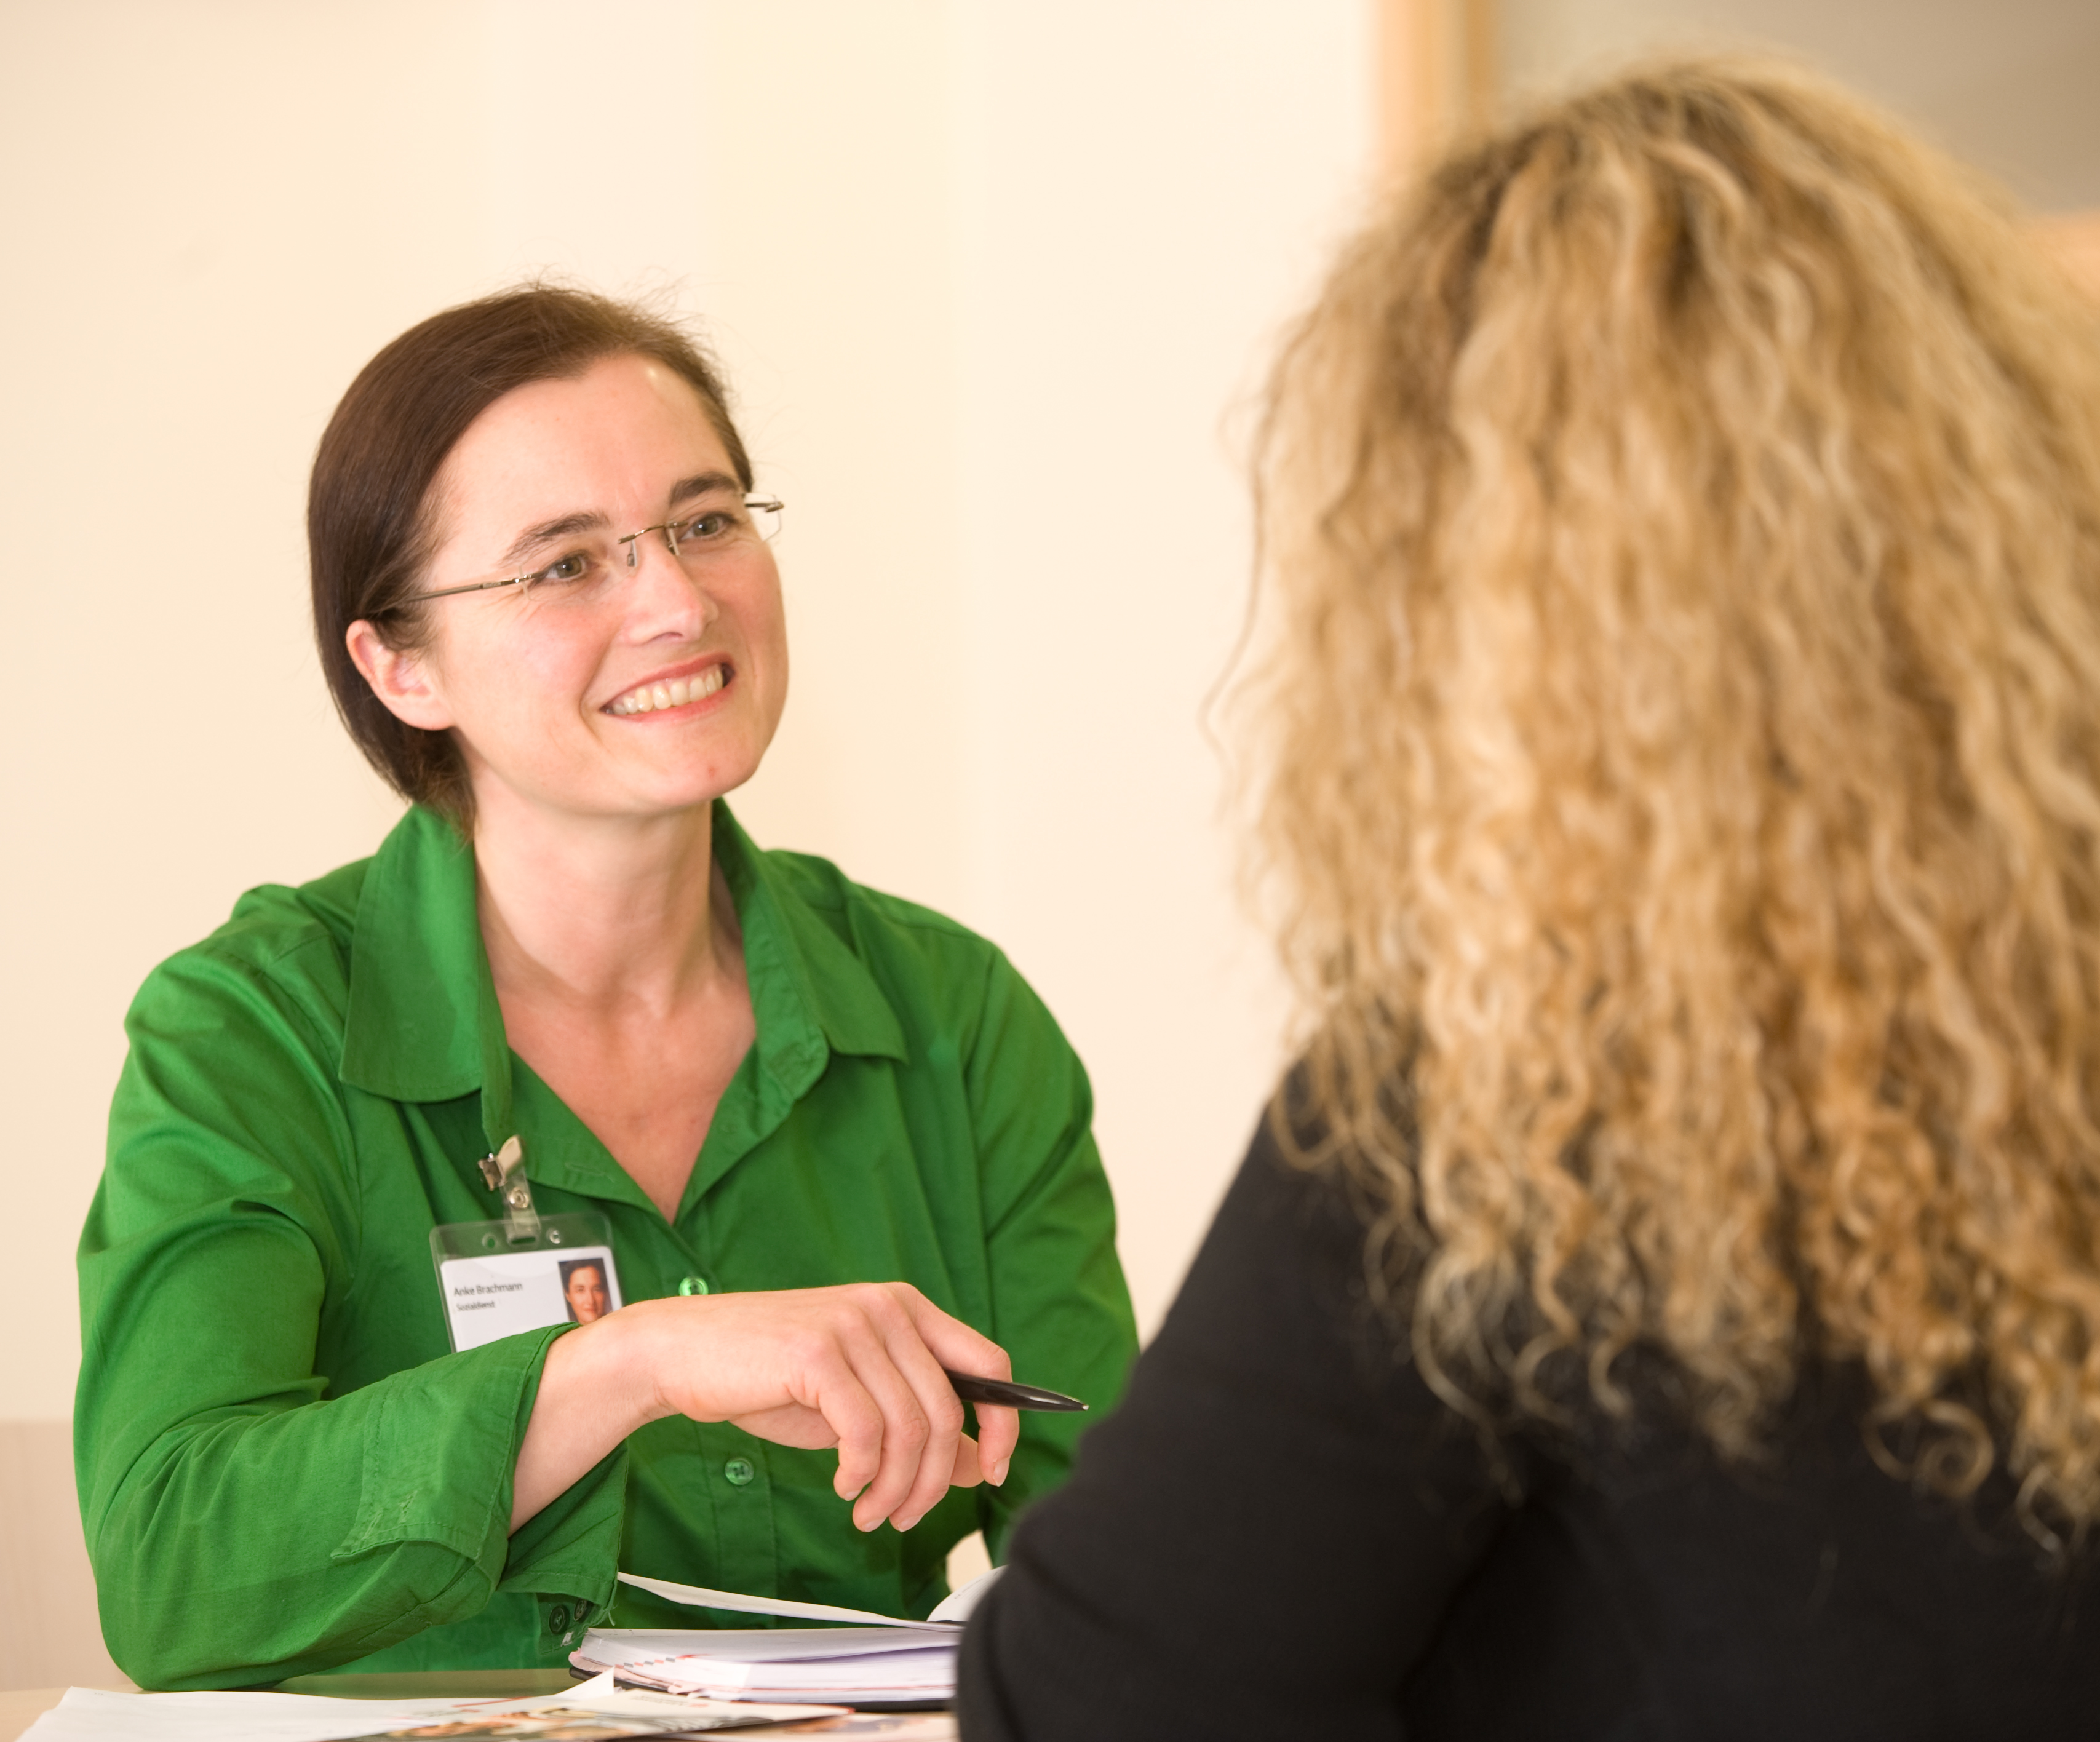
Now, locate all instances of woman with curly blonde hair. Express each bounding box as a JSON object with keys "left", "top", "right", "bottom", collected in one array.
[{"left": 961, "top": 56, "right": 2100, "bottom": 1740}]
